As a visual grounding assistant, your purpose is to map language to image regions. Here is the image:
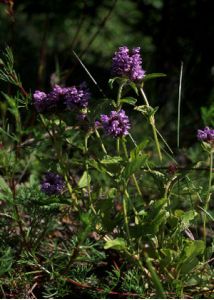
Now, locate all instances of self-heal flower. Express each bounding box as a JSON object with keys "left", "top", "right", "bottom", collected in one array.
[
  {"left": 197, "top": 127, "right": 214, "bottom": 142},
  {"left": 99, "top": 110, "right": 131, "bottom": 138},
  {"left": 47, "top": 85, "right": 68, "bottom": 109},
  {"left": 65, "top": 83, "right": 90, "bottom": 109},
  {"left": 33, "top": 83, "right": 90, "bottom": 113},
  {"left": 33, "top": 90, "right": 48, "bottom": 112},
  {"left": 41, "top": 172, "right": 65, "bottom": 195},
  {"left": 33, "top": 85, "right": 67, "bottom": 113},
  {"left": 112, "top": 46, "right": 145, "bottom": 81}
]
